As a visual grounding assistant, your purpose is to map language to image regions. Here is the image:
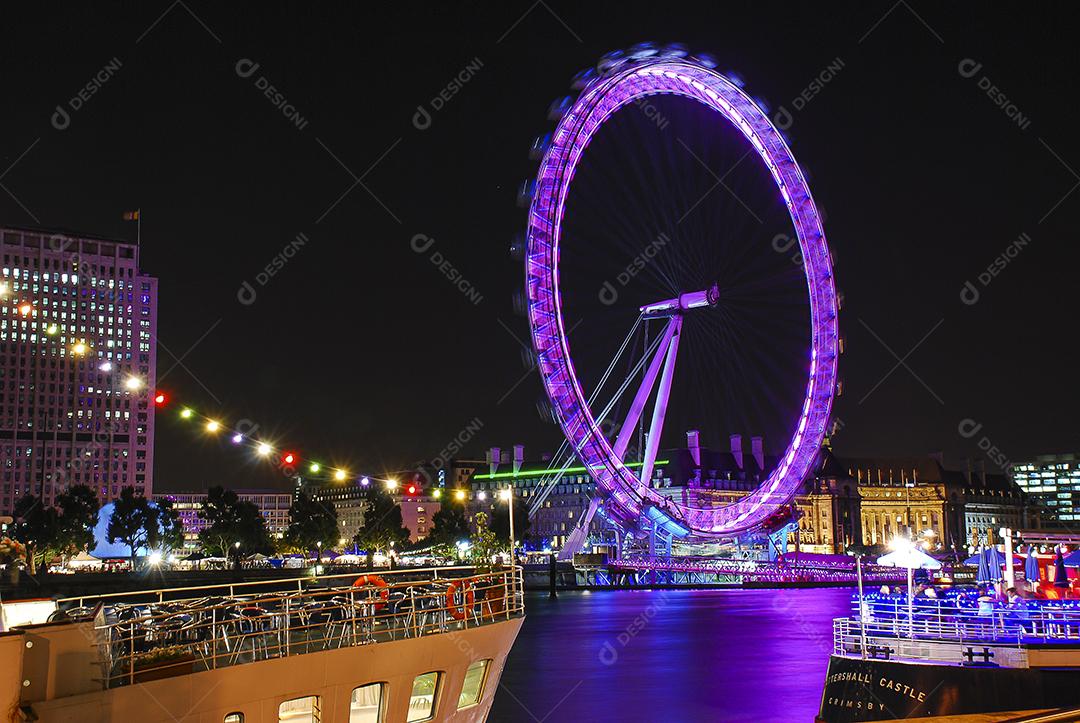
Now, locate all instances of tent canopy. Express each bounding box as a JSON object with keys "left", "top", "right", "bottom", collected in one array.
[{"left": 877, "top": 547, "right": 942, "bottom": 570}]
